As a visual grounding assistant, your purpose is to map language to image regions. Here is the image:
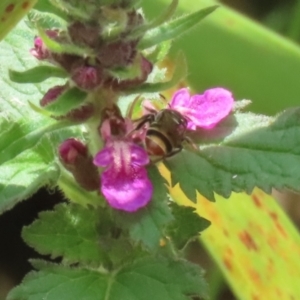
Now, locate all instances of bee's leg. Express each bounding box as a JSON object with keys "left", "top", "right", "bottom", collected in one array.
[
  {"left": 183, "top": 136, "right": 198, "bottom": 151},
  {"left": 126, "top": 114, "right": 154, "bottom": 139},
  {"left": 166, "top": 146, "right": 183, "bottom": 157}
]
